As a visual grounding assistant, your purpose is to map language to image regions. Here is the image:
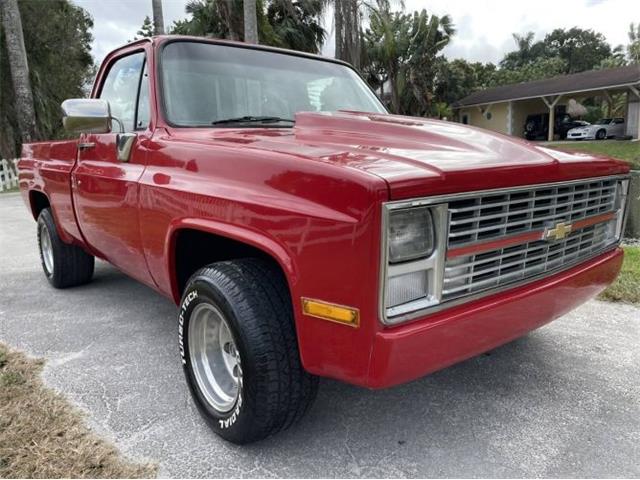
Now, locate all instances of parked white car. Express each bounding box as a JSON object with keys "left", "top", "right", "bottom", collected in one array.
[{"left": 567, "top": 117, "right": 626, "bottom": 140}]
